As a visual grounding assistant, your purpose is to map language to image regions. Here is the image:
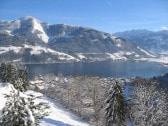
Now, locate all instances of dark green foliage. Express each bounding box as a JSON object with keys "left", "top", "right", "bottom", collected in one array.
[
  {"left": 105, "top": 80, "right": 126, "bottom": 126},
  {"left": 0, "top": 63, "right": 11, "bottom": 82},
  {"left": 0, "top": 88, "right": 50, "bottom": 126},
  {"left": 0, "top": 63, "right": 29, "bottom": 91}
]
